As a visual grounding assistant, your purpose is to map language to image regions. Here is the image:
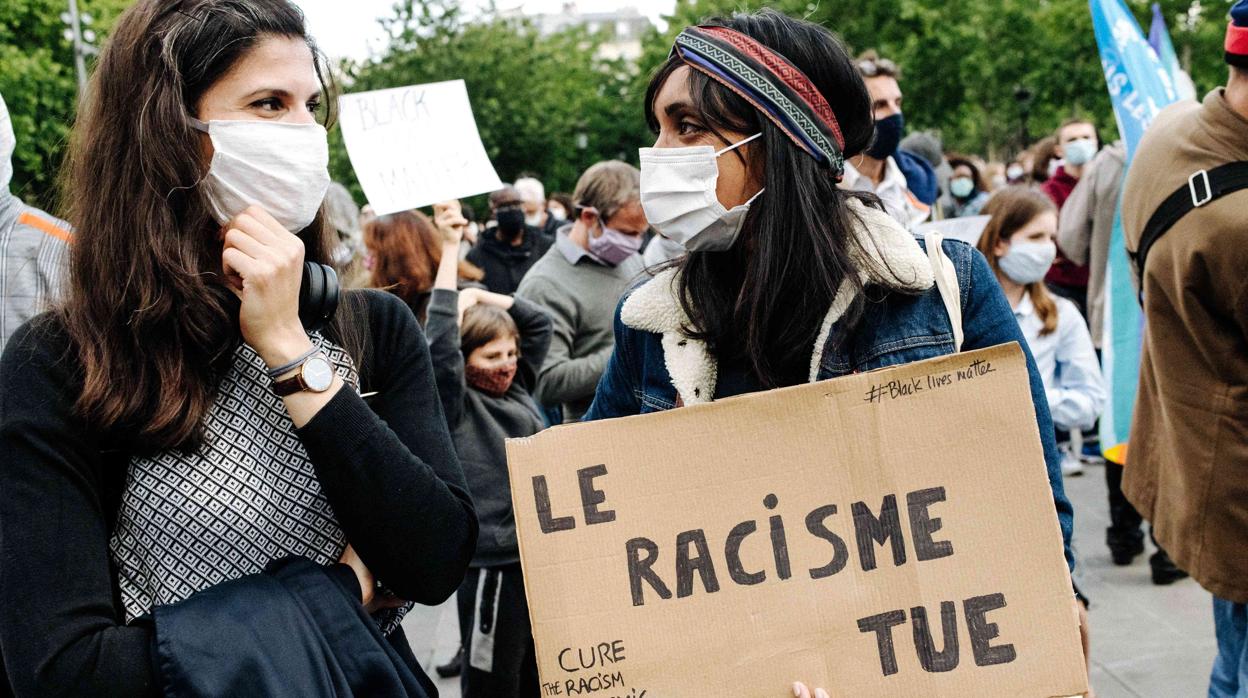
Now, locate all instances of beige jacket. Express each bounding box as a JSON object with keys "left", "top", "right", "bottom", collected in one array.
[
  {"left": 1120, "top": 89, "right": 1248, "bottom": 603},
  {"left": 1057, "top": 143, "right": 1126, "bottom": 349}
]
